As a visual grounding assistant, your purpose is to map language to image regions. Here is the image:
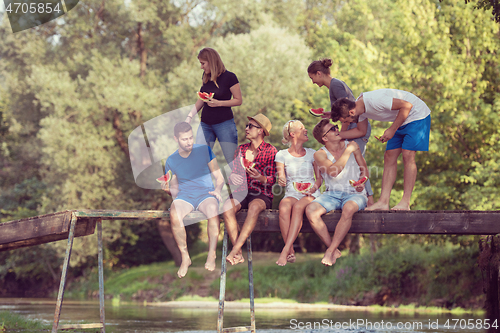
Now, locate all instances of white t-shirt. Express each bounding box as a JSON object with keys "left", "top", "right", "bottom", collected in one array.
[
  {"left": 275, "top": 148, "right": 319, "bottom": 197},
  {"left": 358, "top": 89, "right": 431, "bottom": 126},
  {"left": 320, "top": 143, "right": 366, "bottom": 195}
]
